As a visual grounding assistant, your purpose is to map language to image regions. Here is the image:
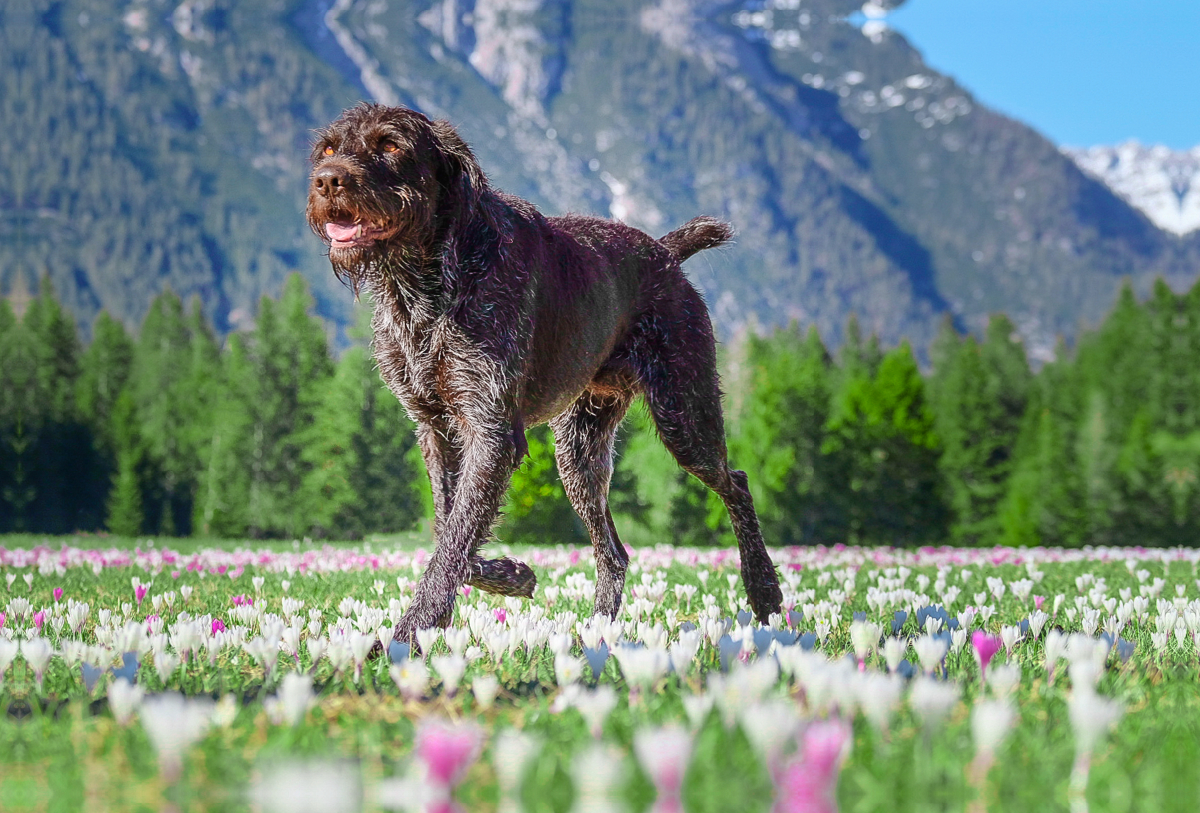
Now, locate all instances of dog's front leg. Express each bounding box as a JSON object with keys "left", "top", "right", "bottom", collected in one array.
[
  {"left": 416, "top": 420, "right": 460, "bottom": 541},
  {"left": 394, "top": 429, "right": 516, "bottom": 644}
]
